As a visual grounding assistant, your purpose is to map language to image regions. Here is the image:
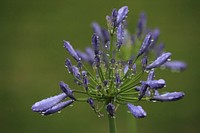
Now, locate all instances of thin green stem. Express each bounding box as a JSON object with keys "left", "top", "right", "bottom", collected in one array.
[{"left": 108, "top": 115, "right": 117, "bottom": 133}]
